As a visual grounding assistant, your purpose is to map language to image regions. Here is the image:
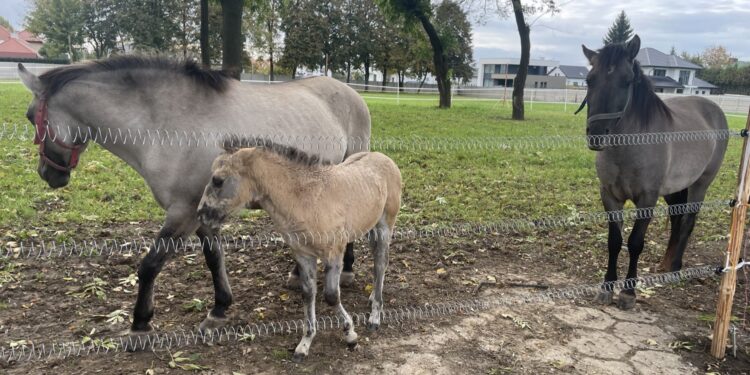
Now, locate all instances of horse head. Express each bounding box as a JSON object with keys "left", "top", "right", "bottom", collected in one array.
[
  {"left": 18, "top": 63, "right": 89, "bottom": 188},
  {"left": 197, "top": 147, "right": 257, "bottom": 229},
  {"left": 581, "top": 35, "right": 641, "bottom": 150}
]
